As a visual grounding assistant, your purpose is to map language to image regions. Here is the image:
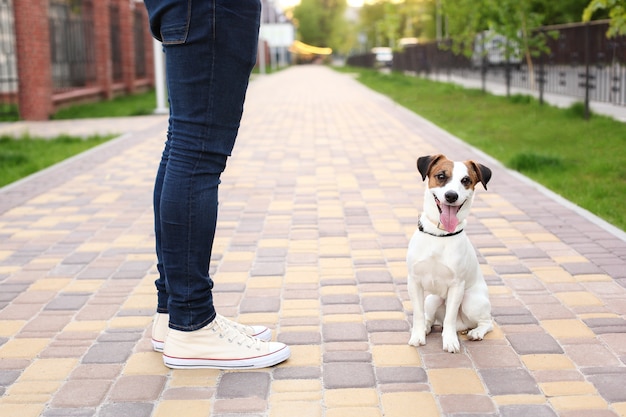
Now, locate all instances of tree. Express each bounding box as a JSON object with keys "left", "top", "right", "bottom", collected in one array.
[
  {"left": 583, "top": 0, "right": 626, "bottom": 36},
  {"left": 441, "top": 0, "right": 557, "bottom": 90},
  {"left": 292, "top": 0, "right": 347, "bottom": 51}
]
